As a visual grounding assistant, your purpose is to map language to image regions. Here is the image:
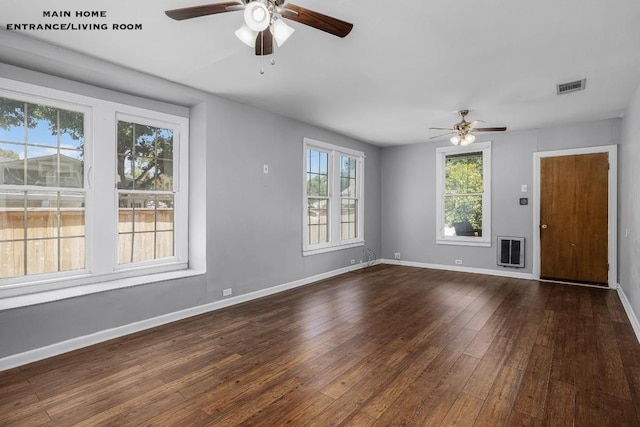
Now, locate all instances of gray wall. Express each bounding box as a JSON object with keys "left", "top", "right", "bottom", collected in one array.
[
  {"left": 380, "top": 119, "right": 621, "bottom": 273},
  {"left": 619, "top": 81, "right": 640, "bottom": 318},
  {"left": 0, "top": 36, "right": 381, "bottom": 359}
]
